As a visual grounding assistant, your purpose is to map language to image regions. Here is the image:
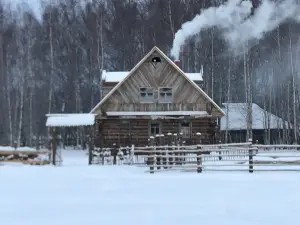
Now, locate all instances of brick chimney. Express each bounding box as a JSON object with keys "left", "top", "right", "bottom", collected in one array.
[{"left": 174, "top": 60, "right": 180, "bottom": 68}]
